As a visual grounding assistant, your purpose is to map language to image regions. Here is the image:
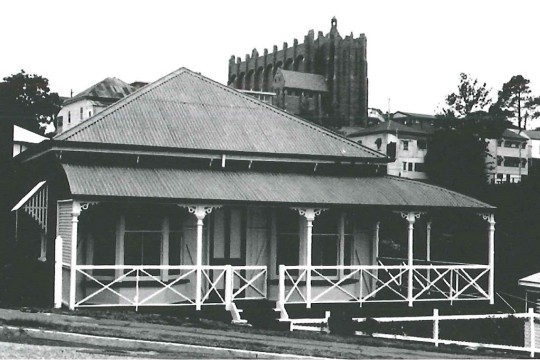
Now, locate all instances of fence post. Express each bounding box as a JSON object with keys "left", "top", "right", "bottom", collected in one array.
[
  {"left": 54, "top": 236, "right": 63, "bottom": 308},
  {"left": 530, "top": 308, "right": 535, "bottom": 358},
  {"left": 225, "top": 265, "right": 233, "bottom": 311},
  {"left": 433, "top": 308, "right": 439, "bottom": 347}
]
